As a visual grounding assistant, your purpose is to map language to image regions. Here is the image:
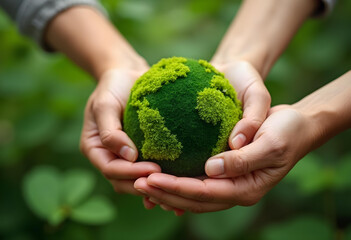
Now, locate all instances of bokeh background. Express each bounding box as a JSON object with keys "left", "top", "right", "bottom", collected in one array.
[{"left": 1, "top": 0, "right": 351, "bottom": 239}]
